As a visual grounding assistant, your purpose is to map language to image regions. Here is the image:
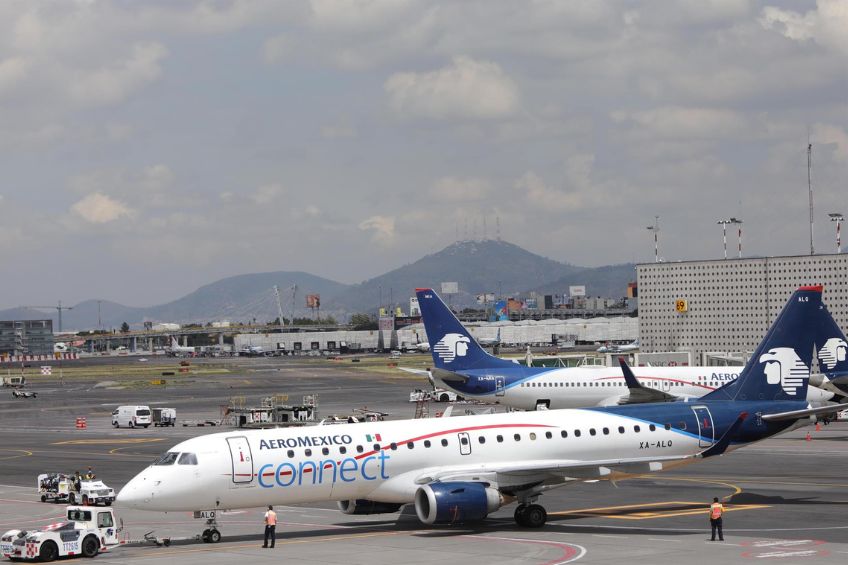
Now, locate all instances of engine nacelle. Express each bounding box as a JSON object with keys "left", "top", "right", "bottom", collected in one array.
[
  {"left": 414, "top": 482, "right": 502, "bottom": 525},
  {"left": 337, "top": 499, "right": 403, "bottom": 515}
]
